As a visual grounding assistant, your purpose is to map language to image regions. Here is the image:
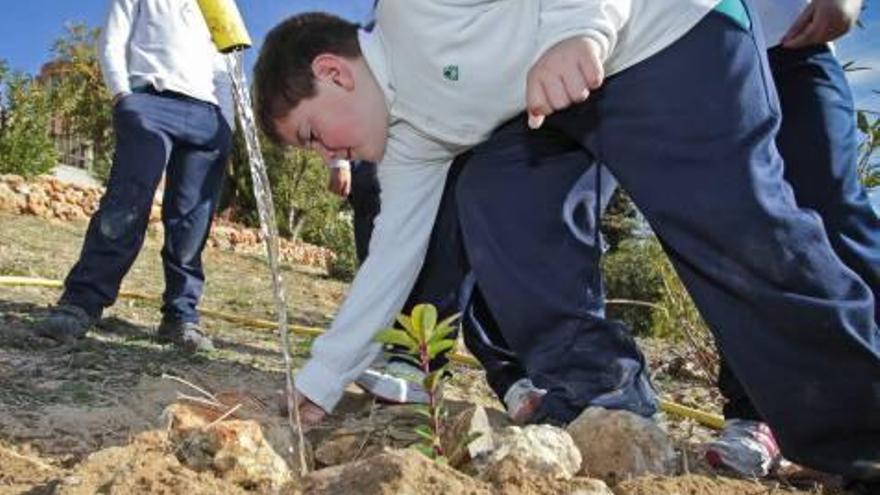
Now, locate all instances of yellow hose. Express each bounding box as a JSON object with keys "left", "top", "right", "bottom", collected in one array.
[{"left": 0, "top": 275, "right": 725, "bottom": 430}]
